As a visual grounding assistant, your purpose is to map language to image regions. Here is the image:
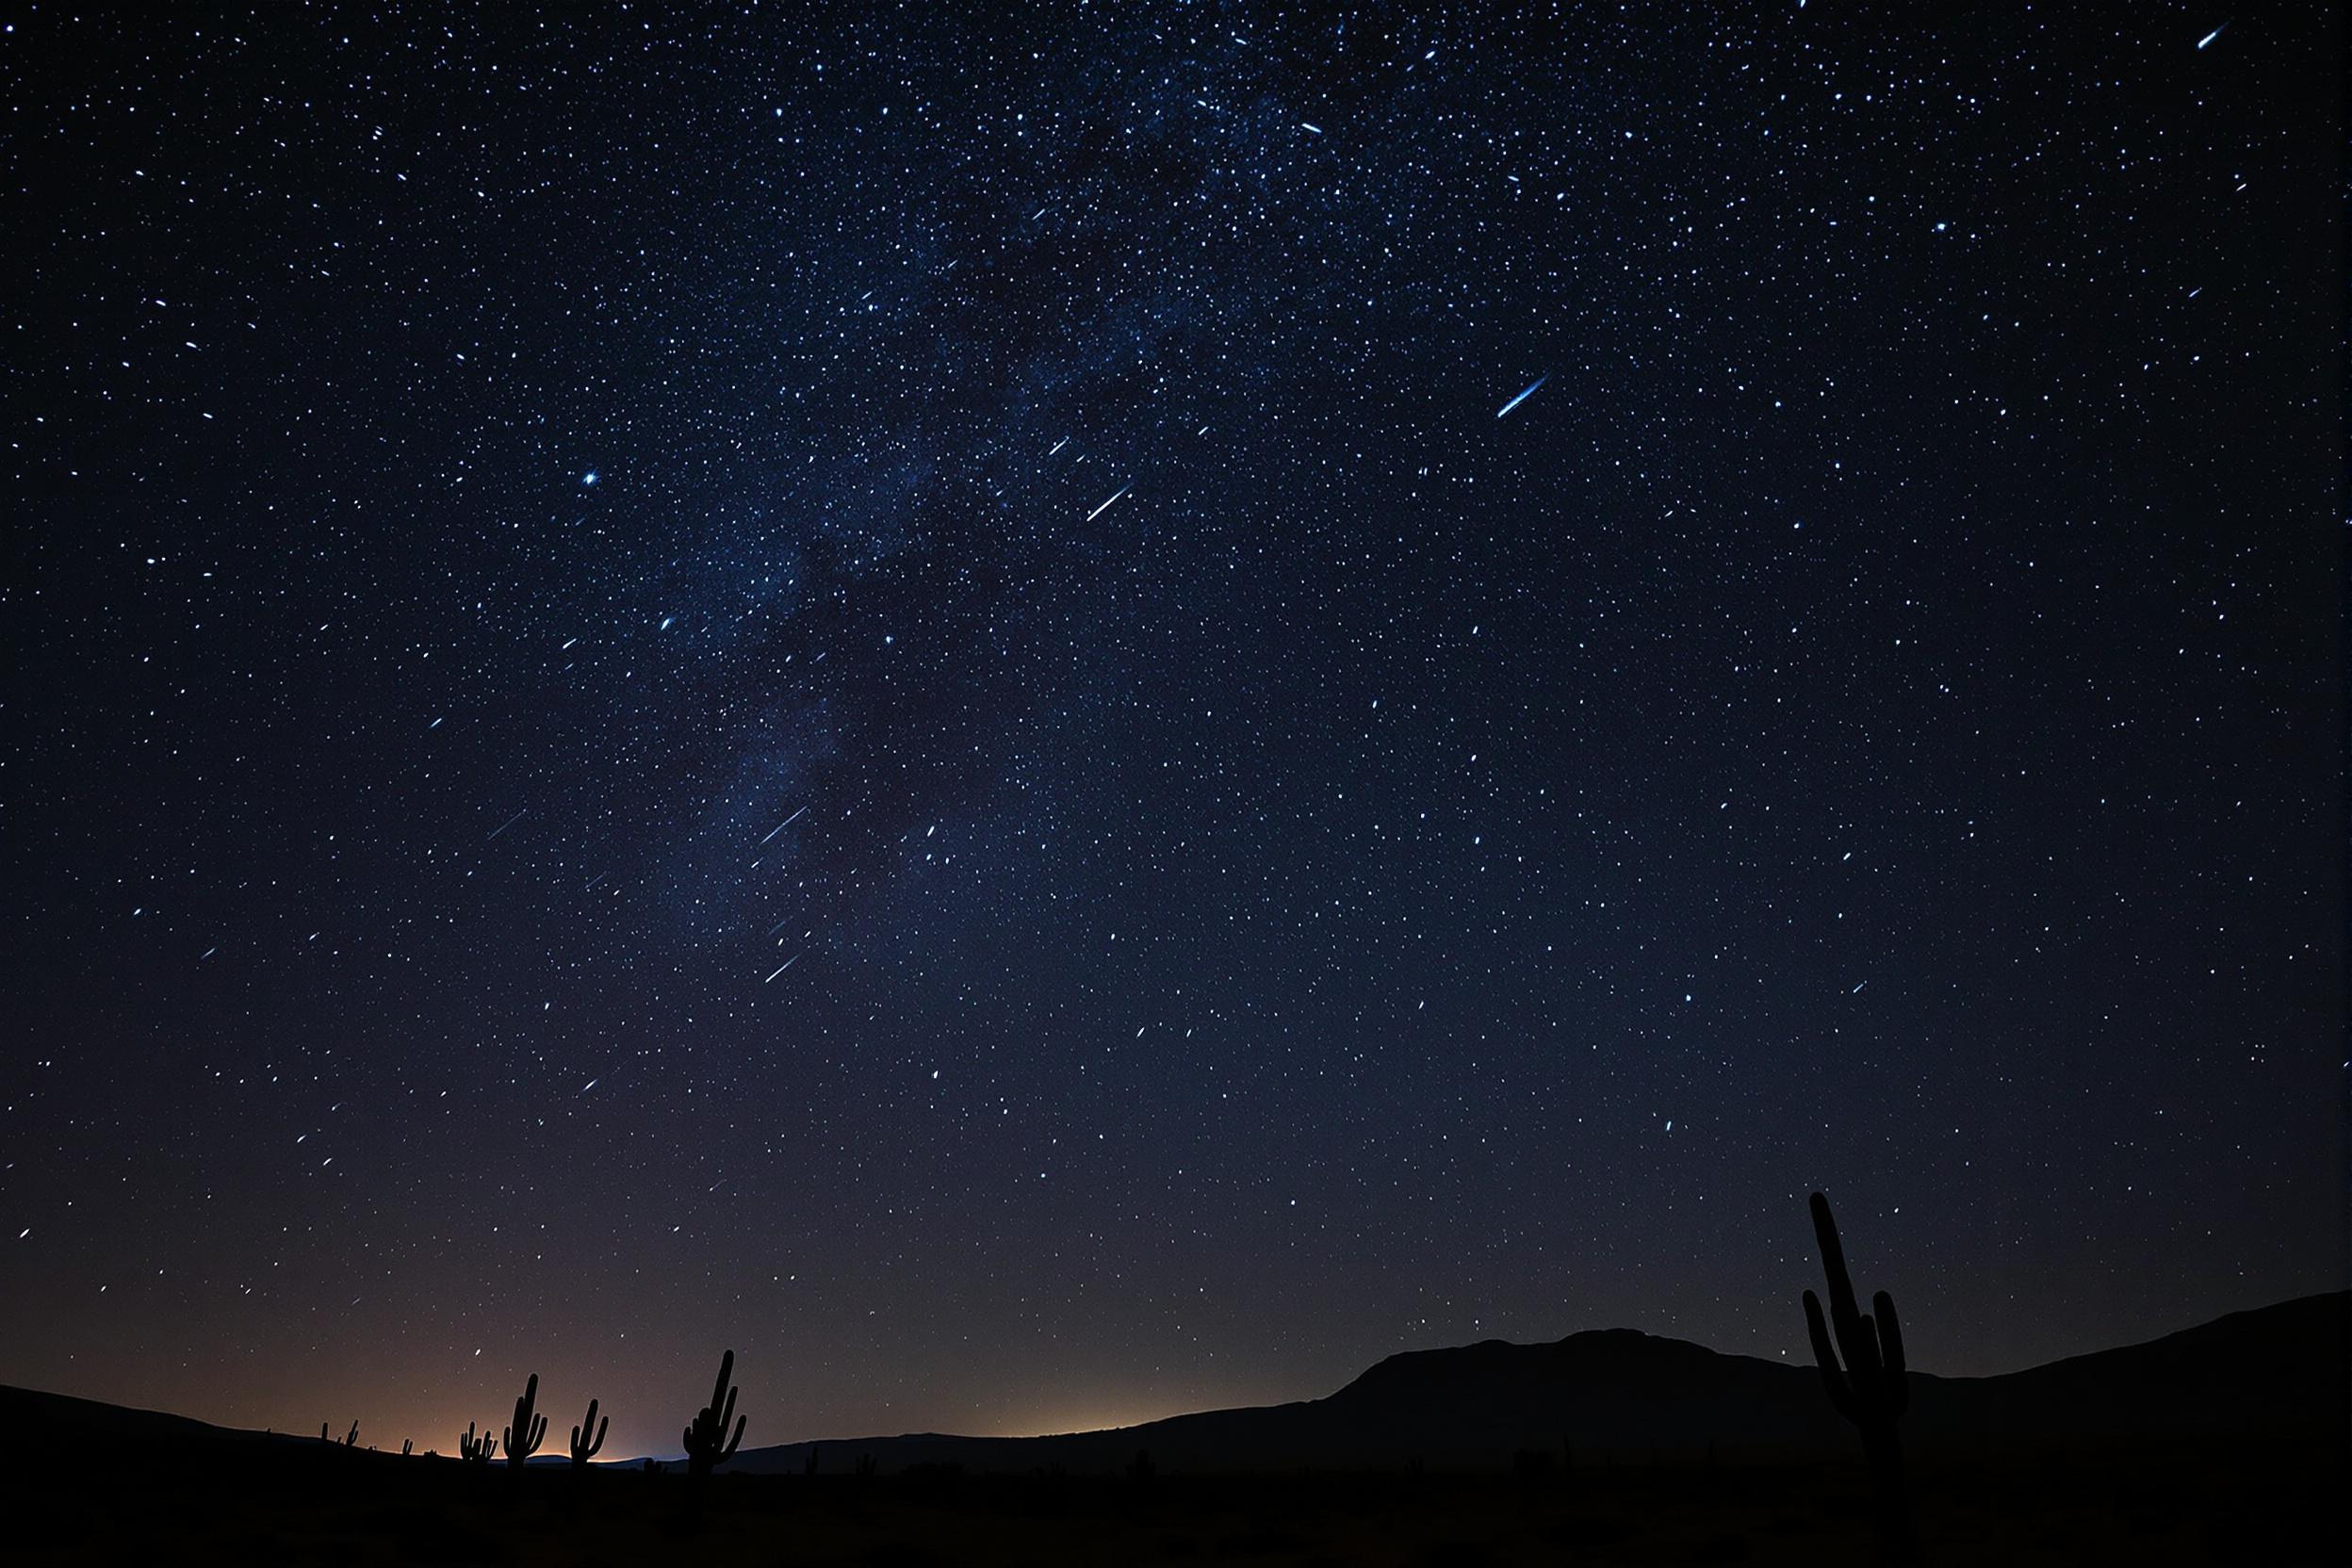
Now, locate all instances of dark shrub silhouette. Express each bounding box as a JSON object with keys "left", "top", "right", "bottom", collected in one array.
[
  {"left": 682, "top": 1350, "right": 746, "bottom": 1485},
  {"left": 569, "top": 1397, "right": 608, "bottom": 1470},
  {"left": 504, "top": 1373, "right": 547, "bottom": 1473},
  {"left": 803, "top": 1442, "right": 821, "bottom": 1478},
  {"left": 459, "top": 1421, "right": 498, "bottom": 1464},
  {"left": 1802, "top": 1190, "right": 1914, "bottom": 1559}
]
